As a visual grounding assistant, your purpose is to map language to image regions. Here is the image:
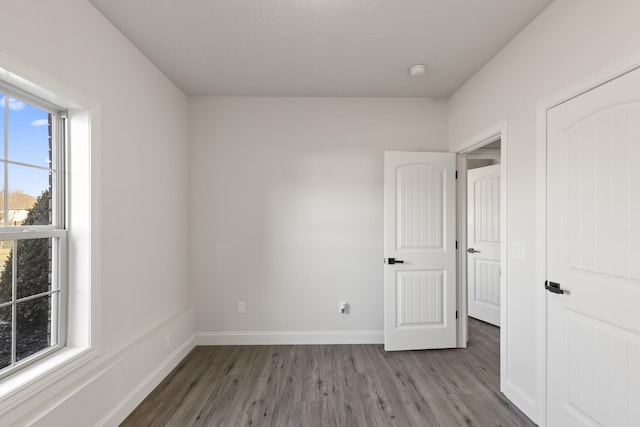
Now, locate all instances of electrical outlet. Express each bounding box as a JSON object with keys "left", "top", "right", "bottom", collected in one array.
[
  {"left": 237, "top": 301, "right": 246, "bottom": 314},
  {"left": 164, "top": 334, "right": 172, "bottom": 350},
  {"left": 339, "top": 301, "right": 348, "bottom": 315}
]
